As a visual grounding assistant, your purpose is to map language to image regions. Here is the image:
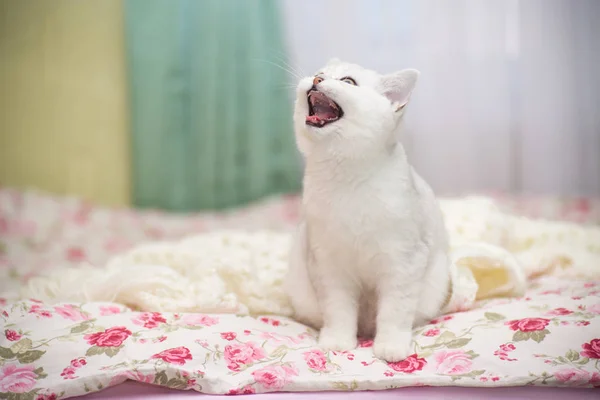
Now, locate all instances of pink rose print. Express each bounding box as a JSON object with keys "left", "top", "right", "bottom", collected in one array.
[
  {"left": 224, "top": 342, "right": 266, "bottom": 371},
  {"left": 434, "top": 350, "right": 473, "bottom": 375},
  {"left": 70, "top": 358, "right": 87, "bottom": 368},
  {"left": 4, "top": 329, "right": 22, "bottom": 342},
  {"left": 554, "top": 368, "right": 600, "bottom": 386},
  {"left": 494, "top": 350, "right": 516, "bottom": 362},
  {"left": 358, "top": 339, "right": 373, "bottom": 348},
  {"left": 547, "top": 307, "right": 573, "bottom": 316},
  {"left": 423, "top": 329, "right": 440, "bottom": 337},
  {"left": 430, "top": 315, "right": 453, "bottom": 324},
  {"left": 36, "top": 394, "right": 57, "bottom": 400},
  {"left": 29, "top": 304, "right": 52, "bottom": 318},
  {"left": 227, "top": 385, "right": 256, "bottom": 395},
  {"left": 252, "top": 364, "right": 298, "bottom": 390},
  {"left": 260, "top": 317, "right": 281, "bottom": 326},
  {"left": 384, "top": 371, "right": 394, "bottom": 377},
  {"left": 104, "top": 237, "right": 132, "bottom": 253},
  {"left": 132, "top": 312, "right": 167, "bottom": 329},
  {"left": 576, "top": 321, "right": 591, "bottom": 327},
  {"left": 388, "top": 354, "right": 427, "bottom": 374},
  {"left": 220, "top": 332, "right": 237, "bottom": 341},
  {"left": 66, "top": 246, "right": 86, "bottom": 262},
  {"left": 587, "top": 304, "right": 600, "bottom": 315},
  {"left": 85, "top": 326, "right": 132, "bottom": 347},
  {"left": 54, "top": 304, "right": 88, "bottom": 321},
  {"left": 152, "top": 346, "right": 193, "bottom": 365},
  {"left": 99, "top": 305, "right": 122, "bottom": 316},
  {"left": 500, "top": 343, "right": 516, "bottom": 352},
  {"left": 303, "top": 349, "right": 328, "bottom": 371},
  {"left": 60, "top": 366, "right": 77, "bottom": 380},
  {"left": 260, "top": 332, "right": 307, "bottom": 346},
  {"left": 182, "top": 314, "right": 218, "bottom": 327},
  {"left": 506, "top": 318, "right": 550, "bottom": 332},
  {"left": 0, "top": 364, "right": 37, "bottom": 393},
  {"left": 581, "top": 339, "right": 600, "bottom": 359}
]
